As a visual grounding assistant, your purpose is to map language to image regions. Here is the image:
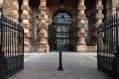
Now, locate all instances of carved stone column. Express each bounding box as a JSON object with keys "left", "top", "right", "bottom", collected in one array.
[
  {"left": 3, "top": 0, "right": 13, "bottom": 16},
  {"left": 94, "top": 0, "right": 104, "bottom": 46},
  {"left": 76, "top": 0, "right": 87, "bottom": 52},
  {"left": 39, "top": 0, "right": 49, "bottom": 52},
  {"left": 21, "top": 0, "right": 30, "bottom": 52},
  {"left": 112, "top": 0, "right": 116, "bottom": 15},
  {"left": 12, "top": 0, "right": 19, "bottom": 20}
]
